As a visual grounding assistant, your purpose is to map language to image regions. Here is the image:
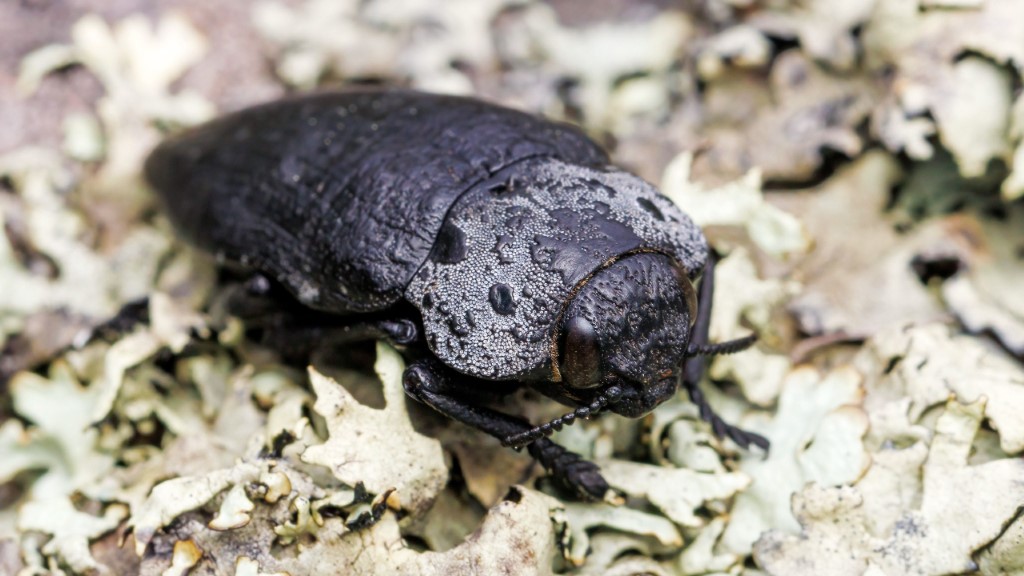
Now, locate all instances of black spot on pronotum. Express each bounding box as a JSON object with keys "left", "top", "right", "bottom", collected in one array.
[
  {"left": 637, "top": 197, "right": 665, "bottom": 221},
  {"left": 488, "top": 283, "right": 517, "bottom": 315},
  {"left": 429, "top": 221, "right": 468, "bottom": 264}
]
